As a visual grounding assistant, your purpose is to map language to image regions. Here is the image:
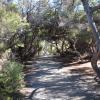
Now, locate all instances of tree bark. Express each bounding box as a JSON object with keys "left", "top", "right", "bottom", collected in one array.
[{"left": 81, "top": 0, "right": 100, "bottom": 78}]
